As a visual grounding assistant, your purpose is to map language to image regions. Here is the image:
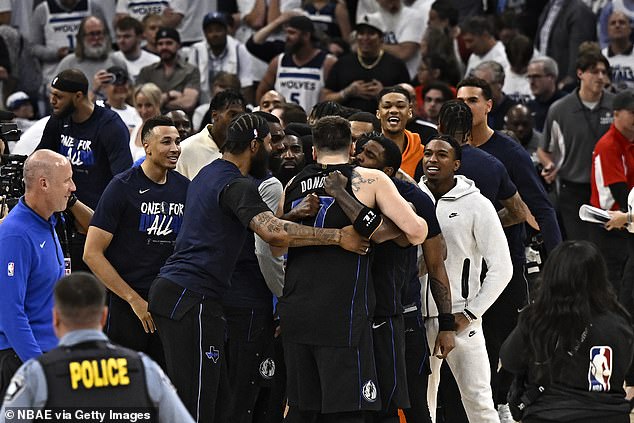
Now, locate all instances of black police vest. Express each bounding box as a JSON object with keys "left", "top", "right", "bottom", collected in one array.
[
  {"left": 37, "top": 341, "right": 154, "bottom": 412},
  {"left": 278, "top": 163, "right": 375, "bottom": 347}
]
